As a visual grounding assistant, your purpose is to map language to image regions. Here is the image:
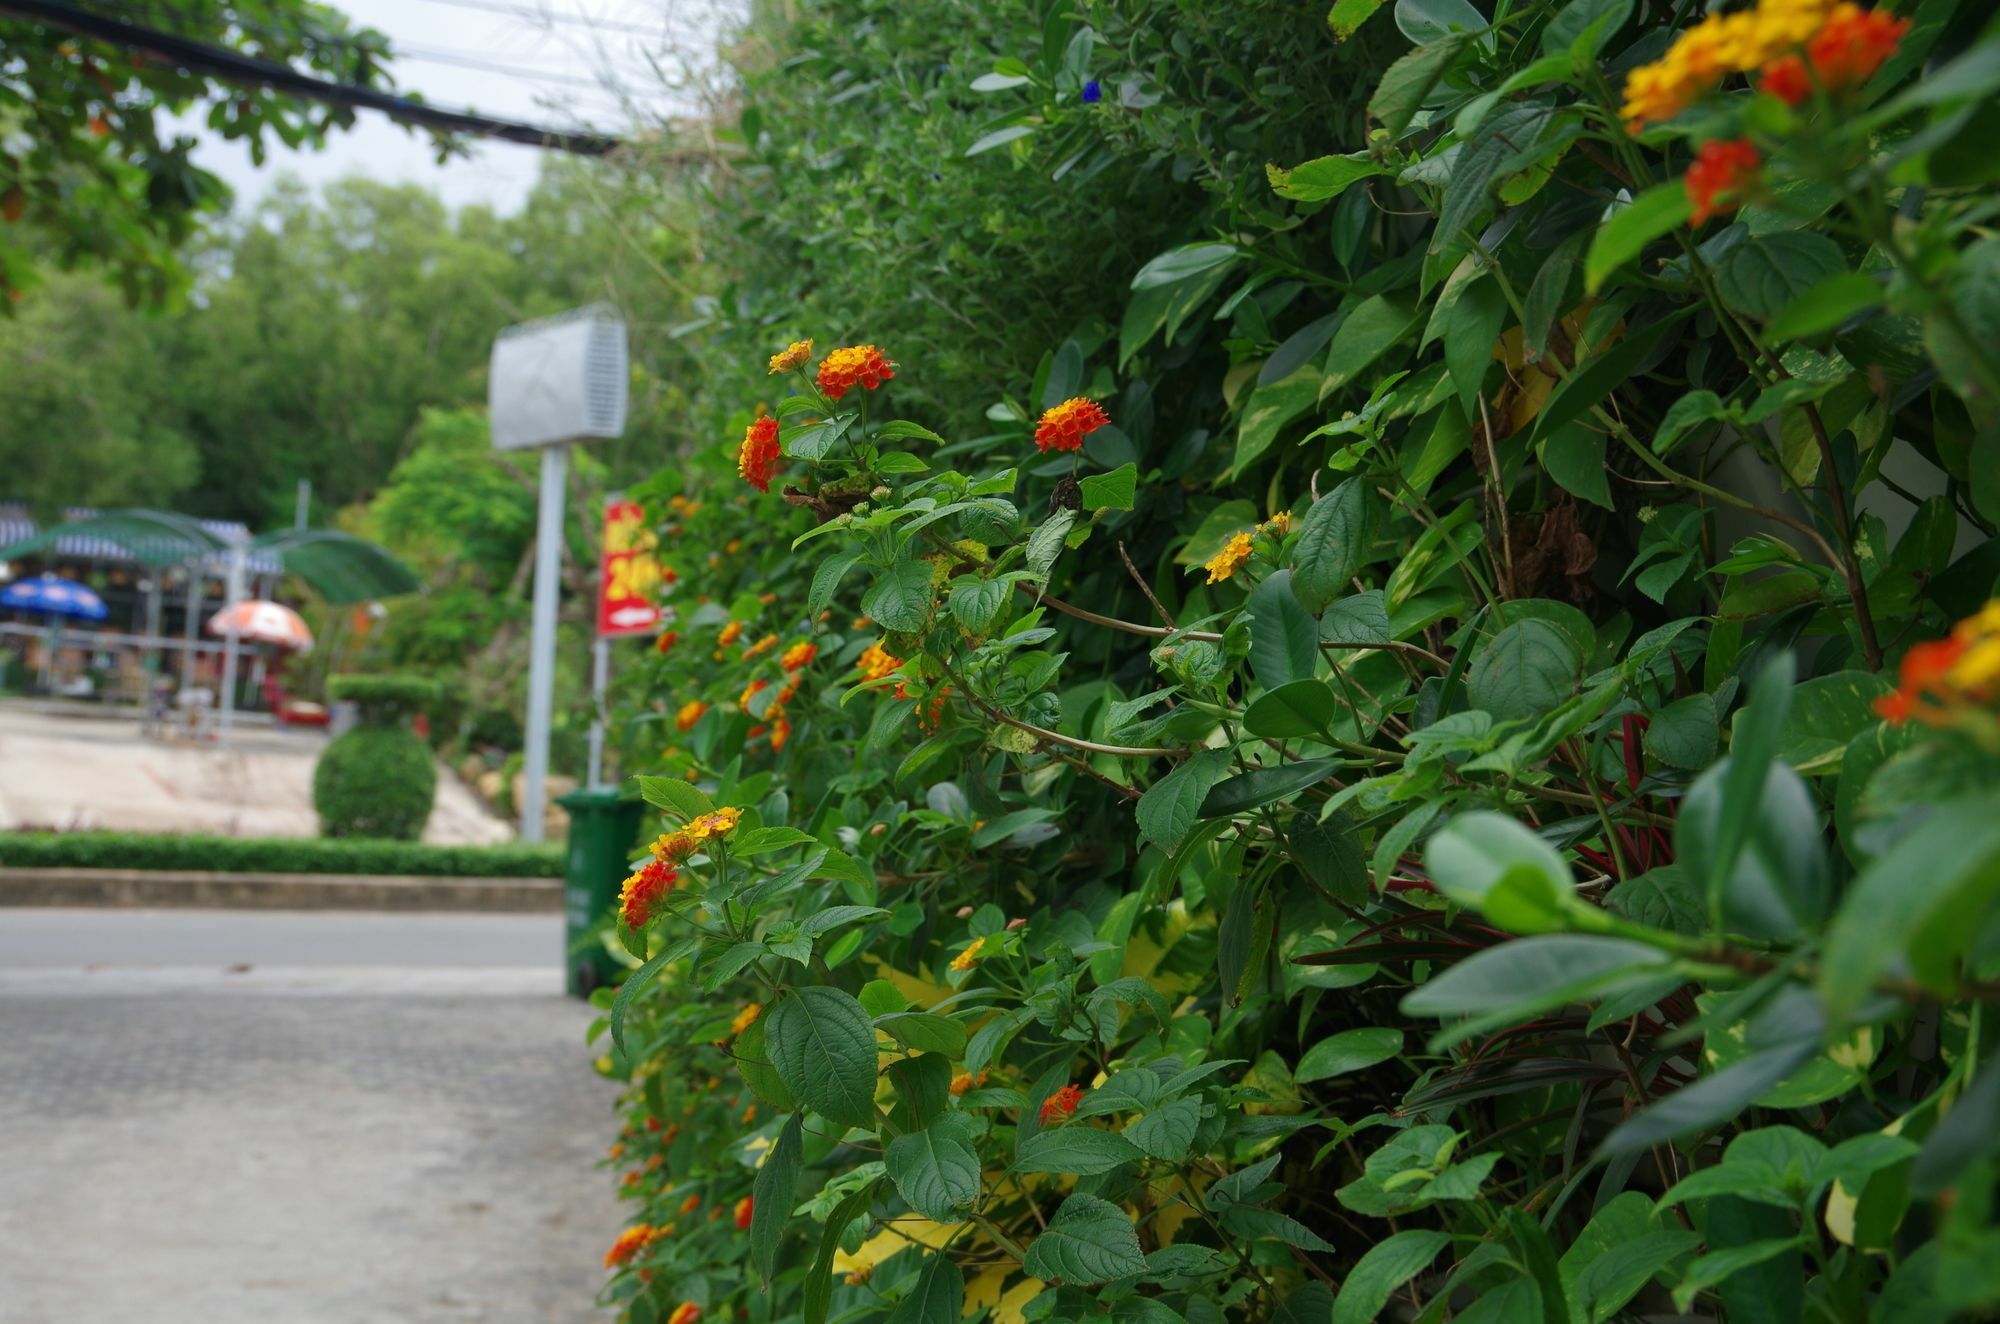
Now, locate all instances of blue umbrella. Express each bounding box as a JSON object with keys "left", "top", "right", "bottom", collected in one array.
[{"left": 0, "top": 573, "right": 109, "bottom": 621}]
